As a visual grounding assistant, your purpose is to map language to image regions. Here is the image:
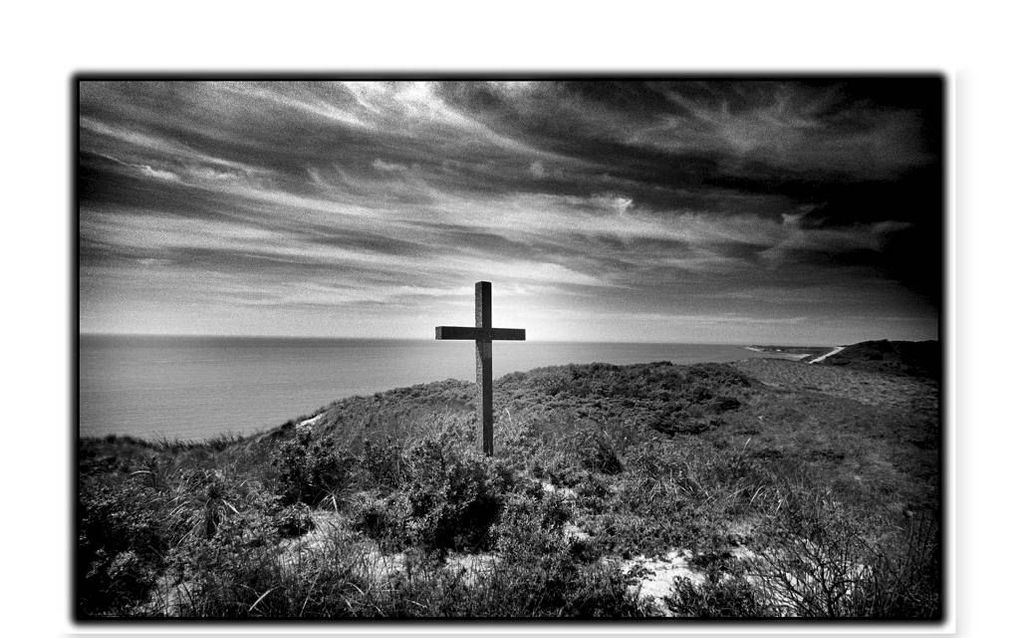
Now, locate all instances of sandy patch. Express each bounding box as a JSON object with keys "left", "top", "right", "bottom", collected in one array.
[
  {"left": 444, "top": 552, "right": 499, "bottom": 586},
  {"left": 297, "top": 413, "right": 324, "bottom": 429},
  {"left": 807, "top": 346, "right": 845, "bottom": 364},
  {"left": 621, "top": 550, "right": 704, "bottom": 614}
]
